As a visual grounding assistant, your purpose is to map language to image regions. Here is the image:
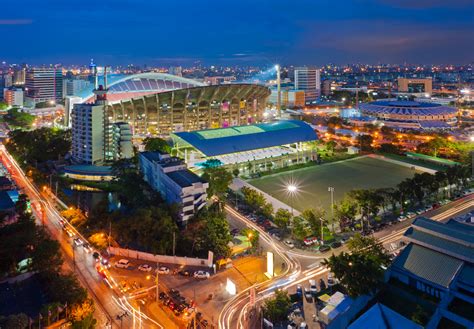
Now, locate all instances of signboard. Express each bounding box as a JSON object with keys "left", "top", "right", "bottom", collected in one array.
[{"left": 249, "top": 287, "right": 256, "bottom": 306}]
